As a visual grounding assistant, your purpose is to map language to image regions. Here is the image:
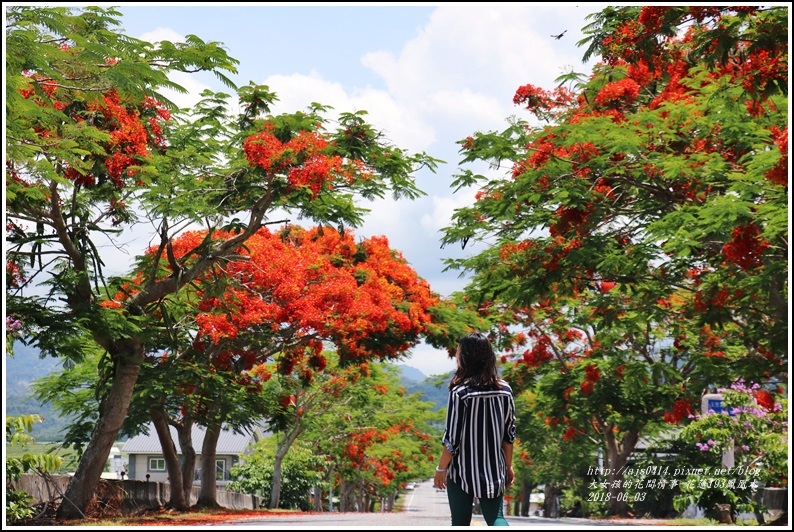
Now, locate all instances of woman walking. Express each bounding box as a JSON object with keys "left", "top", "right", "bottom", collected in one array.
[{"left": 433, "top": 332, "right": 517, "bottom": 526}]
